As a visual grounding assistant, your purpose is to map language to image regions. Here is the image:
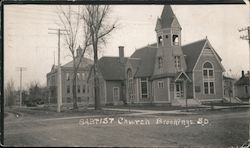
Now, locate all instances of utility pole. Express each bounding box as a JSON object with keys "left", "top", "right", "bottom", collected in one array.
[
  {"left": 48, "top": 28, "right": 68, "bottom": 113},
  {"left": 16, "top": 67, "right": 27, "bottom": 107},
  {"left": 239, "top": 6, "right": 250, "bottom": 104},
  {"left": 238, "top": 0, "right": 250, "bottom": 144}
]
